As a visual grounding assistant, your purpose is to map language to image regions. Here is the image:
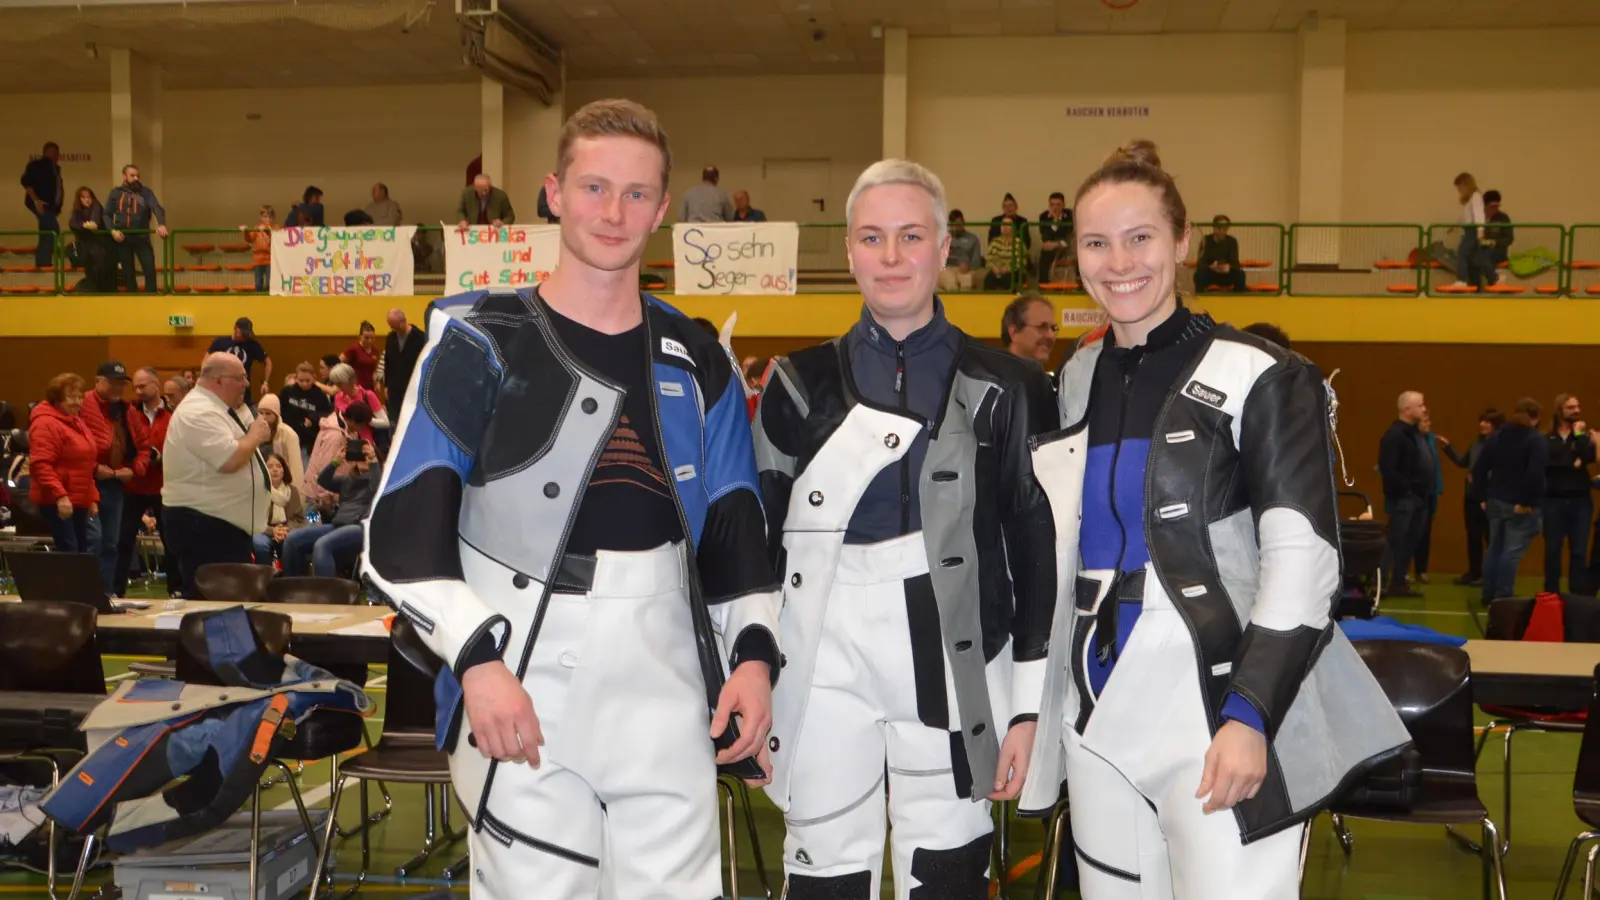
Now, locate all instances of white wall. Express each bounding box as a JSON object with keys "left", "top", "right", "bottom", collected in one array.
[
  {"left": 0, "top": 92, "right": 113, "bottom": 231},
  {"left": 907, "top": 35, "right": 1300, "bottom": 224},
  {"left": 1343, "top": 28, "right": 1600, "bottom": 228}
]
